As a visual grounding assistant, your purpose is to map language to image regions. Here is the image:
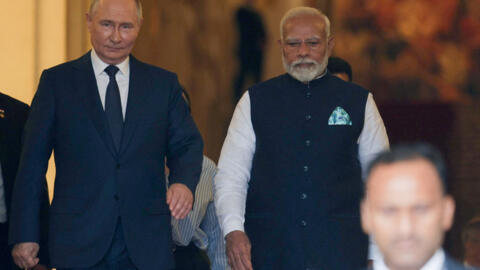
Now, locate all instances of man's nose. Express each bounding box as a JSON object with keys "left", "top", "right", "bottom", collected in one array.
[
  {"left": 297, "top": 42, "right": 310, "bottom": 57},
  {"left": 110, "top": 27, "right": 122, "bottom": 43},
  {"left": 397, "top": 212, "right": 414, "bottom": 236}
]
